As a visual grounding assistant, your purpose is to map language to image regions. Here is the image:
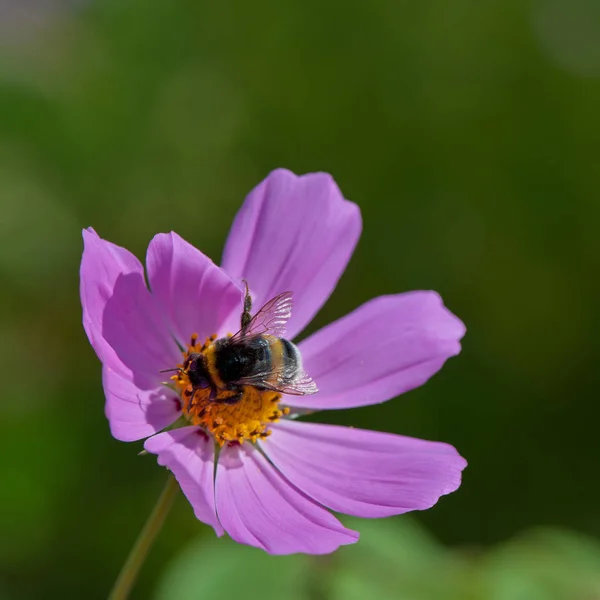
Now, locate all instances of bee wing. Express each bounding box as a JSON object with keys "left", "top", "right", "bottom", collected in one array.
[
  {"left": 231, "top": 291, "right": 293, "bottom": 340},
  {"left": 271, "top": 369, "right": 319, "bottom": 396},
  {"left": 235, "top": 364, "right": 318, "bottom": 396}
]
